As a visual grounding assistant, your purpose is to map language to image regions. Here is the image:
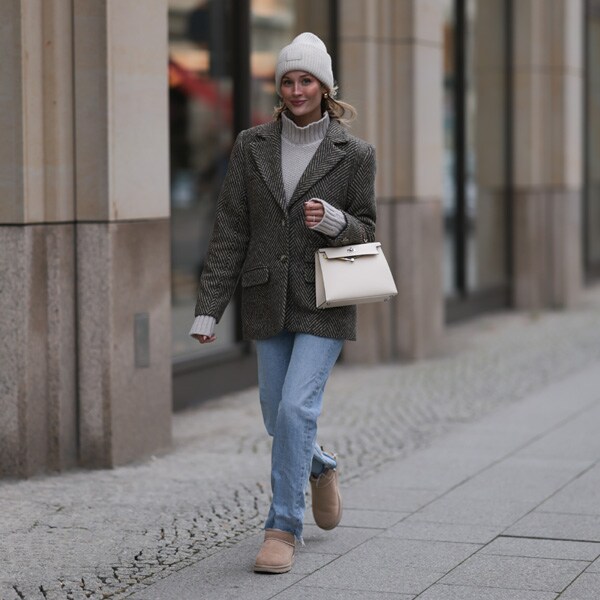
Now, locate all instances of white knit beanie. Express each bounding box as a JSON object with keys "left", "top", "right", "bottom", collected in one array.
[{"left": 275, "top": 32, "right": 334, "bottom": 94}]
